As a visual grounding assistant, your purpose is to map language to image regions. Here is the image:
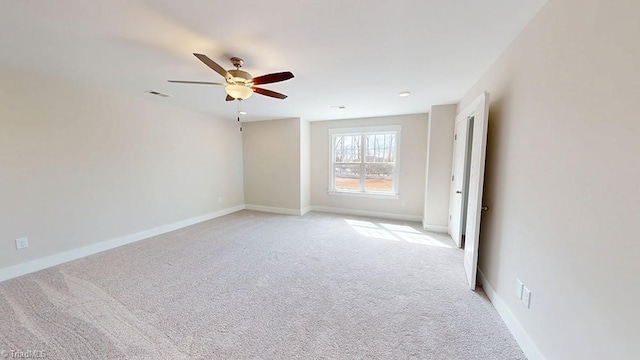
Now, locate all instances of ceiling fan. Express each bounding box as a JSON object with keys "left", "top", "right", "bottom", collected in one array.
[{"left": 168, "top": 53, "right": 294, "bottom": 101}]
